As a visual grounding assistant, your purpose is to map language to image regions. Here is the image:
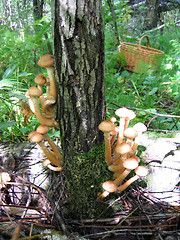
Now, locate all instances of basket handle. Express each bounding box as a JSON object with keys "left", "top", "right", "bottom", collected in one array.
[{"left": 138, "top": 35, "right": 150, "bottom": 49}]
